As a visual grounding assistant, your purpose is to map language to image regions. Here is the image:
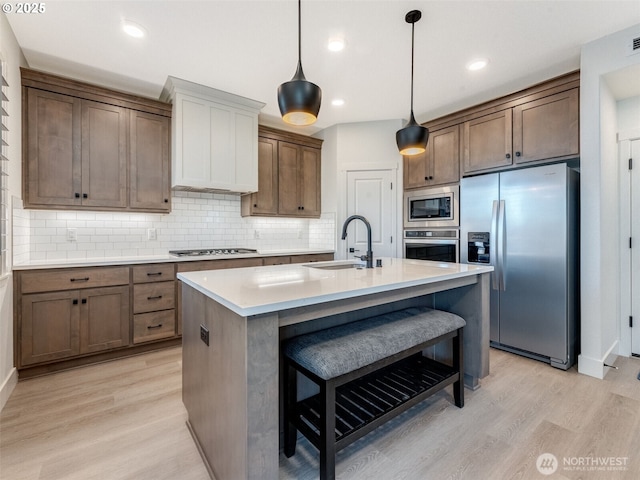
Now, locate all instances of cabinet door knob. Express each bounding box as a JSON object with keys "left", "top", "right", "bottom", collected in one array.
[
  {"left": 301, "top": 206, "right": 304, "bottom": 210},
  {"left": 75, "top": 193, "right": 80, "bottom": 198},
  {"left": 506, "top": 153, "right": 511, "bottom": 159},
  {"left": 515, "top": 151, "right": 521, "bottom": 157},
  {"left": 81, "top": 298, "right": 87, "bottom": 304},
  {"left": 424, "top": 176, "right": 428, "bottom": 180},
  {"left": 254, "top": 204, "right": 257, "bottom": 208},
  {"left": 72, "top": 299, "right": 78, "bottom": 305},
  {"left": 82, "top": 193, "right": 88, "bottom": 199},
  {"left": 429, "top": 176, "right": 433, "bottom": 180},
  {"left": 164, "top": 199, "right": 168, "bottom": 203}
]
